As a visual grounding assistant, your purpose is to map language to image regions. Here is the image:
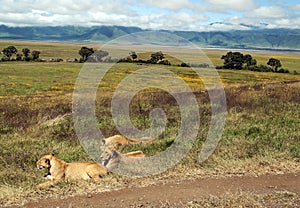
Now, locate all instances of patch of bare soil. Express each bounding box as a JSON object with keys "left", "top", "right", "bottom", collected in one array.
[{"left": 12, "top": 173, "right": 299, "bottom": 208}]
